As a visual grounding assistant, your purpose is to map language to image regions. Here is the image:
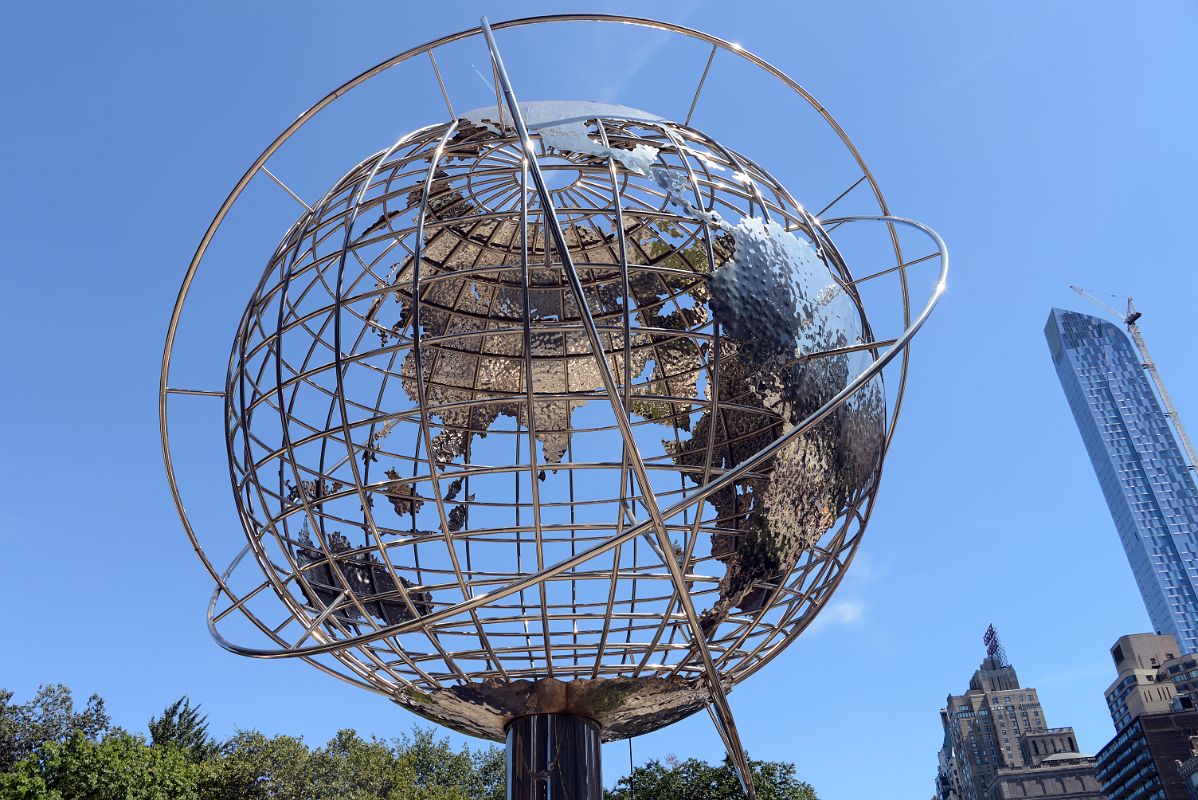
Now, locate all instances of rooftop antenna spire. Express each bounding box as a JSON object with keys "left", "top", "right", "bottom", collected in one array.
[
  {"left": 1070, "top": 286, "right": 1198, "bottom": 471},
  {"left": 984, "top": 624, "right": 1009, "bottom": 667}
]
